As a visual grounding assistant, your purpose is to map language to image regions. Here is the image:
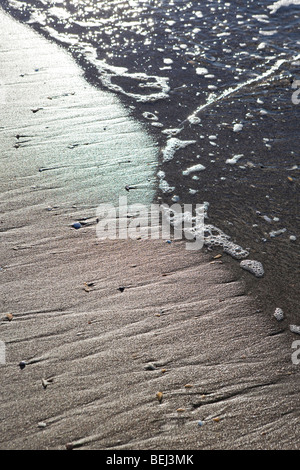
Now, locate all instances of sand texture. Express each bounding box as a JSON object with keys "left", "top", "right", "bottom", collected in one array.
[{"left": 0, "top": 10, "right": 299, "bottom": 450}]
